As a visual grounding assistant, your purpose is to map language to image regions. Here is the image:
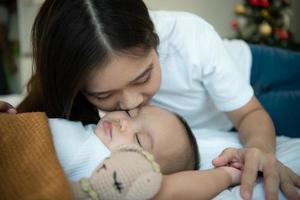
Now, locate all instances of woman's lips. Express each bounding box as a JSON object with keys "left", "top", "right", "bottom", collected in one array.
[{"left": 102, "top": 121, "right": 112, "bottom": 138}]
